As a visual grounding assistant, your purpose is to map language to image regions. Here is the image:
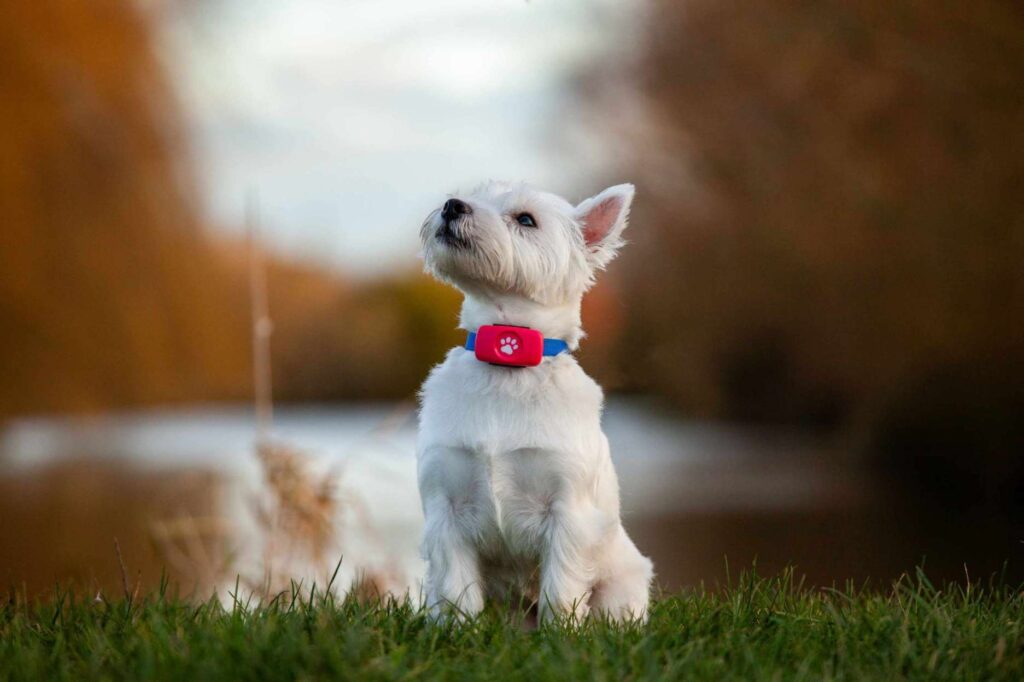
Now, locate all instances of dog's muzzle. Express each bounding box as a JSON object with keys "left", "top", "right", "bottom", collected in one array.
[{"left": 436, "top": 221, "right": 470, "bottom": 249}]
